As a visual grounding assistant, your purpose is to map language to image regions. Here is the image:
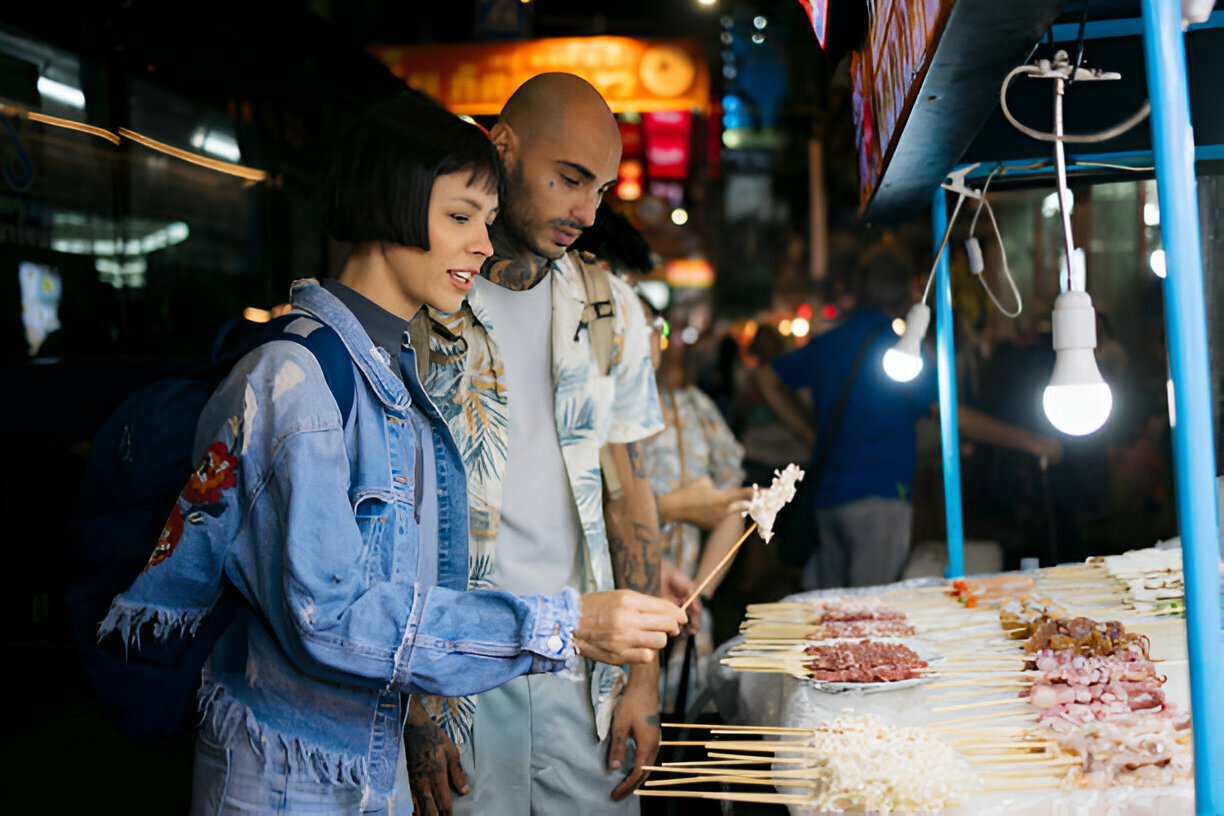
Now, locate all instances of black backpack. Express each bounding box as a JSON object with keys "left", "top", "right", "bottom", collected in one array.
[{"left": 63, "top": 314, "right": 355, "bottom": 741}]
